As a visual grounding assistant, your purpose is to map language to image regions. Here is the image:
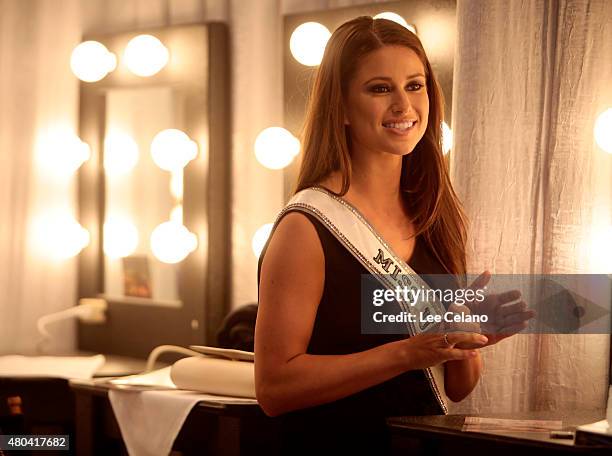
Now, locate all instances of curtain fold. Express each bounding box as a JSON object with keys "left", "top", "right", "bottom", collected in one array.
[
  {"left": 0, "top": 0, "right": 81, "bottom": 353},
  {"left": 451, "top": 0, "right": 611, "bottom": 413}
]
